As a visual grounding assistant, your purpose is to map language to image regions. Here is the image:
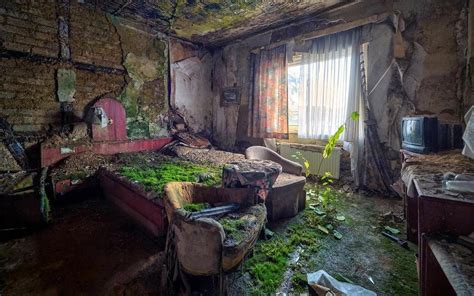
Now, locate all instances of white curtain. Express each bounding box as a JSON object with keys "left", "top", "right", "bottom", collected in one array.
[{"left": 298, "top": 29, "right": 364, "bottom": 184}]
